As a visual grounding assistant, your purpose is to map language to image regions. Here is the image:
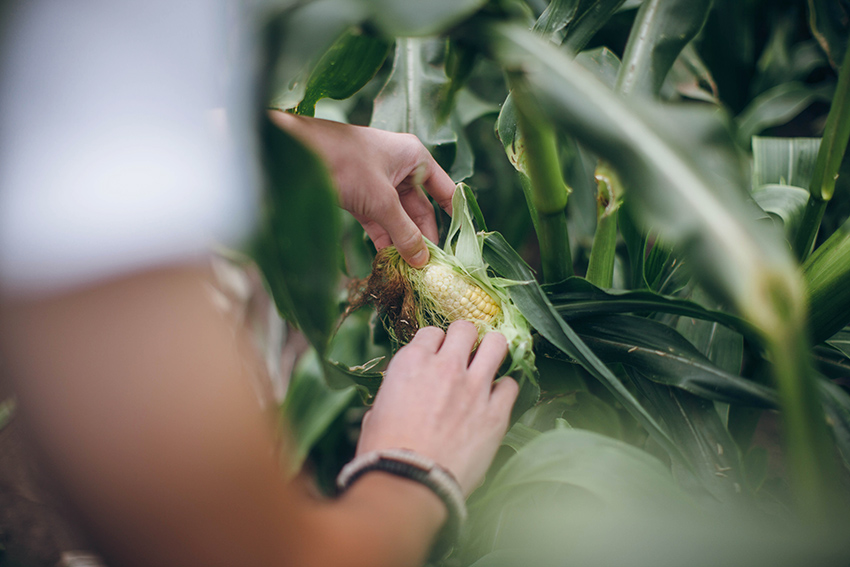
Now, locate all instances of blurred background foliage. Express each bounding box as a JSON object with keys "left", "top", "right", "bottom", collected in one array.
[{"left": 253, "top": 0, "right": 850, "bottom": 564}]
